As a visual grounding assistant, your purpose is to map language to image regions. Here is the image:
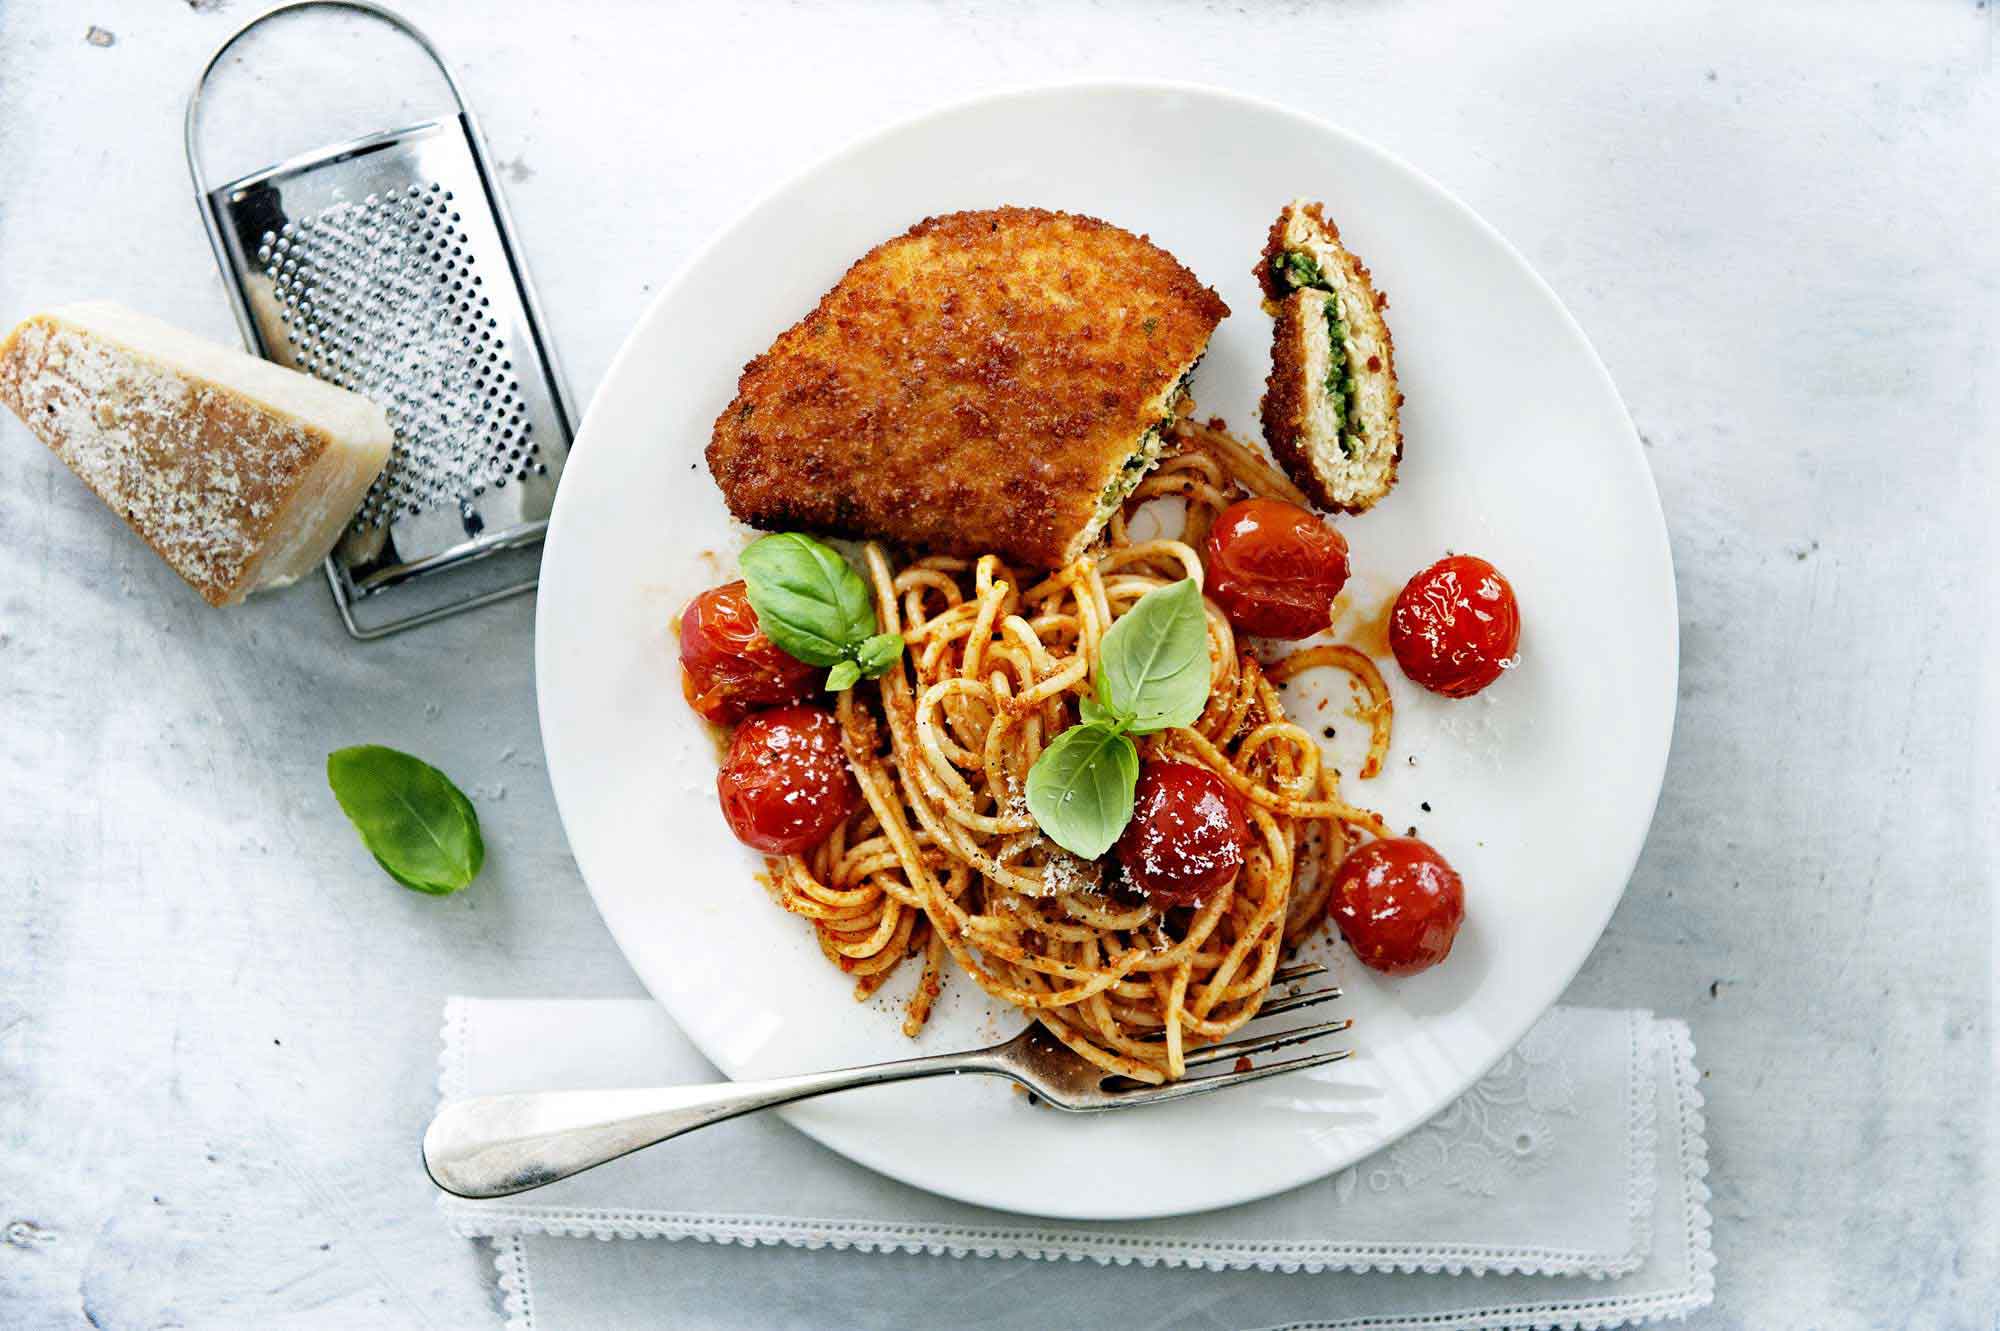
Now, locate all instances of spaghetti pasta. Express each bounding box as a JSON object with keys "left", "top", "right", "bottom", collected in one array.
[{"left": 761, "top": 427, "right": 1394, "bottom": 1082}]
